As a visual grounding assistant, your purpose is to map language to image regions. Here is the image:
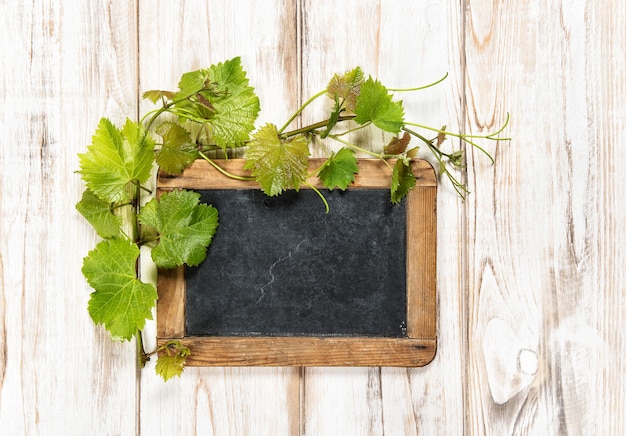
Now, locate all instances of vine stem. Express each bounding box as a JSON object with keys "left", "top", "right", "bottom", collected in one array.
[
  {"left": 326, "top": 133, "right": 386, "bottom": 159},
  {"left": 304, "top": 181, "right": 330, "bottom": 214},
  {"left": 133, "top": 180, "right": 152, "bottom": 195},
  {"left": 130, "top": 179, "right": 149, "bottom": 367},
  {"left": 404, "top": 114, "right": 511, "bottom": 165},
  {"left": 278, "top": 89, "right": 327, "bottom": 134},
  {"left": 141, "top": 86, "right": 209, "bottom": 132},
  {"left": 401, "top": 126, "right": 435, "bottom": 147},
  {"left": 404, "top": 119, "right": 510, "bottom": 141},
  {"left": 110, "top": 201, "right": 134, "bottom": 211},
  {"left": 403, "top": 126, "right": 470, "bottom": 197},
  {"left": 136, "top": 329, "right": 148, "bottom": 368},
  {"left": 198, "top": 151, "right": 256, "bottom": 181},
  {"left": 330, "top": 121, "right": 372, "bottom": 137},
  {"left": 387, "top": 72, "right": 449, "bottom": 92},
  {"left": 282, "top": 115, "right": 356, "bottom": 138}
]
